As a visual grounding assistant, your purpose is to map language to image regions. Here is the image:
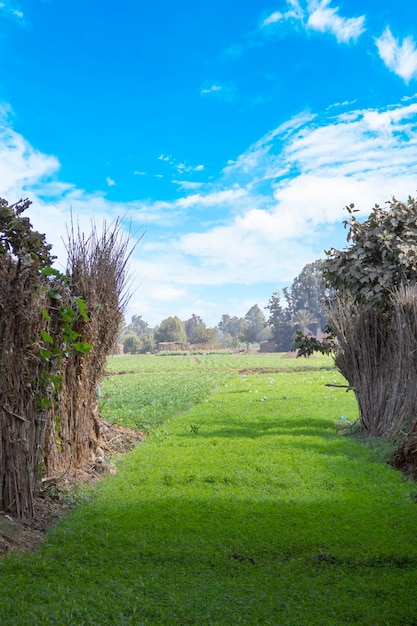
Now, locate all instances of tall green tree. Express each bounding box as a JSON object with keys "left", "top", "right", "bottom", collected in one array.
[
  {"left": 126, "top": 314, "right": 151, "bottom": 337},
  {"left": 218, "top": 314, "right": 245, "bottom": 338},
  {"left": 154, "top": 316, "right": 187, "bottom": 343},
  {"left": 283, "top": 260, "right": 328, "bottom": 329},
  {"left": 184, "top": 314, "right": 204, "bottom": 341},
  {"left": 241, "top": 304, "right": 267, "bottom": 344},
  {"left": 265, "top": 292, "right": 293, "bottom": 351},
  {"left": 189, "top": 323, "right": 218, "bottom": 345}
]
